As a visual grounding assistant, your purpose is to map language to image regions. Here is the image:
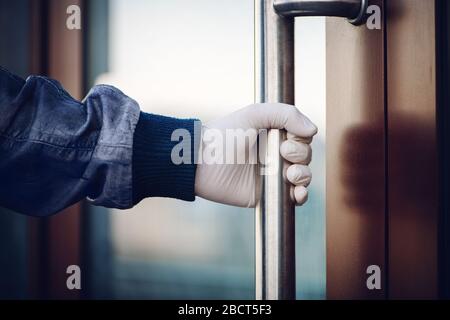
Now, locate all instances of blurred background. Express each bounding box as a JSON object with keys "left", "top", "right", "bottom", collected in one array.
[{"left": 0, "top": 0, "right": 326, "bottom": 299}]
